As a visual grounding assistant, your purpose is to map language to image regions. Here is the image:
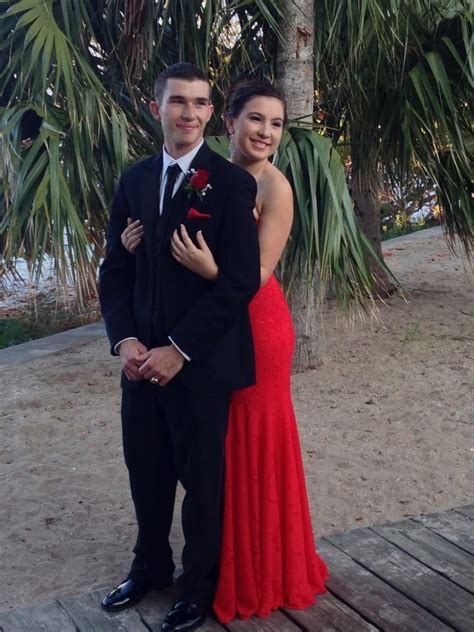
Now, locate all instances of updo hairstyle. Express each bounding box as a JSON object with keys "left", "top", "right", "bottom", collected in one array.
[{"left": 224, "top": 80, "right": 288, "bottom": 131}]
